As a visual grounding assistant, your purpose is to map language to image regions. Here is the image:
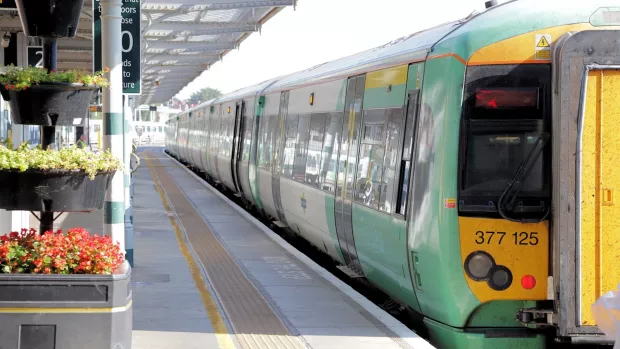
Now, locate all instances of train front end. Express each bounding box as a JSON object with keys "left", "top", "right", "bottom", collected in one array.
[{"left": 456, "top": 6, "right": 620, "bottom": 346}]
